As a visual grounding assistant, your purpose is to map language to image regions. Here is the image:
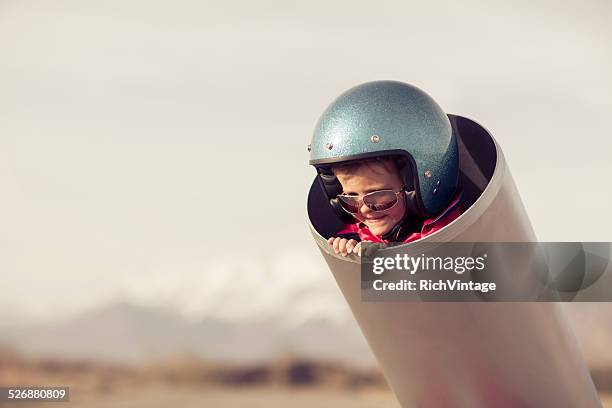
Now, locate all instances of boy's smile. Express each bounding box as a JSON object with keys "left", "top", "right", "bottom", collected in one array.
[{"left": 334, "top": 161, "right": 407, "bottom": 237}]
